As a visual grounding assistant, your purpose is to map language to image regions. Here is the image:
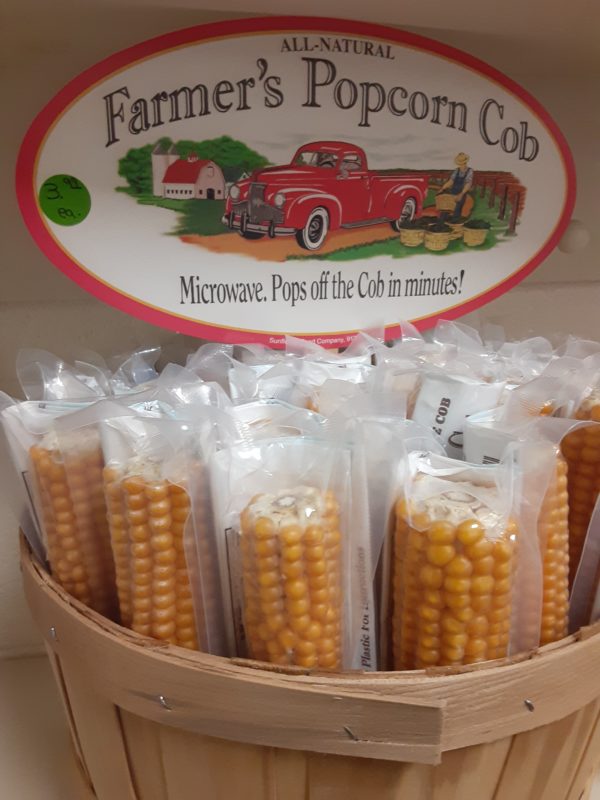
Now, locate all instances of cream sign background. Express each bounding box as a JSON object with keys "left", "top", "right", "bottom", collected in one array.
[{"left": 16, "top": 17, "right": 575, "bottom": 346}]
